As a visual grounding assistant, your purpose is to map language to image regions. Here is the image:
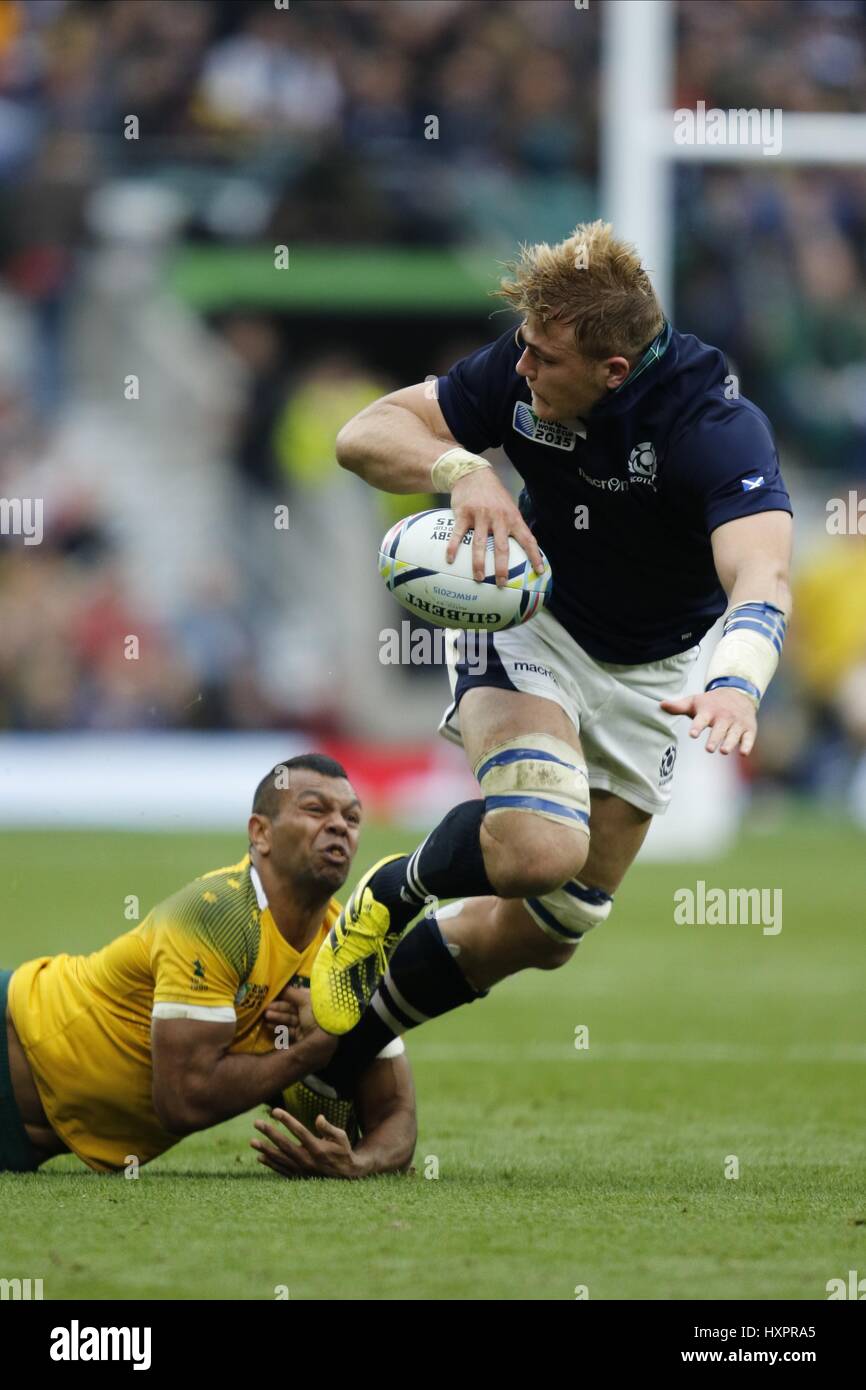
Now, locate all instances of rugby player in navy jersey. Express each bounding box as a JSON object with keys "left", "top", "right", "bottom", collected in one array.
[{"left": 307, "top": 221, "right": 793, "bottom": 1085}]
